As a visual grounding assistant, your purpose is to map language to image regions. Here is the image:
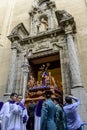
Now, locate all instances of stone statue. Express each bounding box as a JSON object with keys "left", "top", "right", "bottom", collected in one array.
[
  {"left": 64, "top": 21, "right": 72, "bottom": 34},
  {"left": 39, "top": 18, "right": 48, "bottom": 32}
]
